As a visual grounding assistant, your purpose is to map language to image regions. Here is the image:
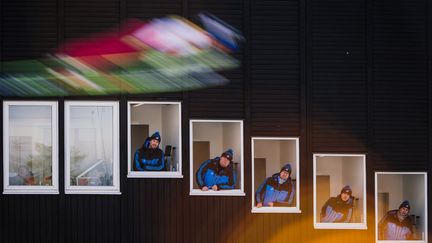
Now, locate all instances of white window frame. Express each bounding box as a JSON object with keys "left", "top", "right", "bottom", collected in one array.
[
  {"left": 189, "top": 119, "right": 245, "bottom": 196},
  {"left": 313, "top": 153, "right": 367, "bottom": 229},
  {"left": 3, "top": 101, "right": 59, "bottom": 194},
  {"left": 127, "top": 101, "right": 183, "bottom": 178},
  {"left": 375, "top": 172, "right": 428, "bottom": 243},
  {"left": 64, "top": 101, "right": 120, "bottom": 194},
  {"left": 251, "top": 137, "right": 301, "bottom": 213}
]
